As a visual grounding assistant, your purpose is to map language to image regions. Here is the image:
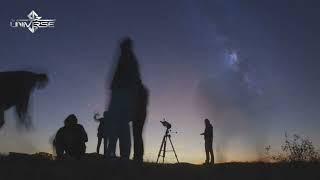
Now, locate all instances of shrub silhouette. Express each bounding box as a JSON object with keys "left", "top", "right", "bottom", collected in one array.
[{"left": 265, "top": 133, "right": 319, "bottom": 163}]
